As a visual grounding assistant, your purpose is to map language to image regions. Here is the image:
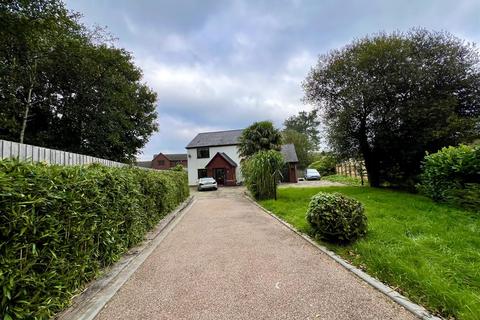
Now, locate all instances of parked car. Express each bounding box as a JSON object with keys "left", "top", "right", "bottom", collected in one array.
[
  {"left": 197, "top": 177, "right": 218, "bottom": 191},
  {"left": 304, "top": 168, "right": 321, "bottom": 180}
]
